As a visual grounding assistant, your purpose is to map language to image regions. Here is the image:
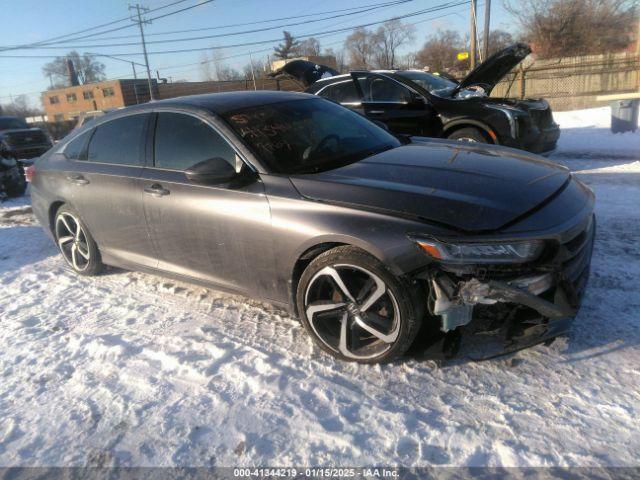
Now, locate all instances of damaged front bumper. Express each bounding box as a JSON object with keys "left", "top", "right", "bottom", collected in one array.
[
  {"left": 422, "top": 216, "right": 595, "bottom": 359},
  {"left": 432, "top": 272, "right": 574, "bottom": 332}
]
